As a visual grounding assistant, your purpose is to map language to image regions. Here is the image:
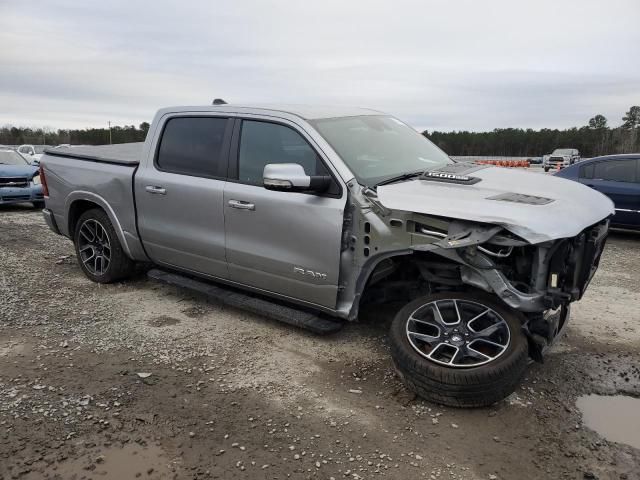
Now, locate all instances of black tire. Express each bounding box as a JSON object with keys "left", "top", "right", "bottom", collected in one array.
[
  {"left": 544, "top": 167, "right": 550, "bottom": 172},
  {"left": 73, "top": 208, "right": 135, "bottom": 283},
  {"left": 32, "top": 201, "right": 45, "bottom": 209},
  {"left": 389, "top": 291, "right": 529, "bottom": 408}
]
